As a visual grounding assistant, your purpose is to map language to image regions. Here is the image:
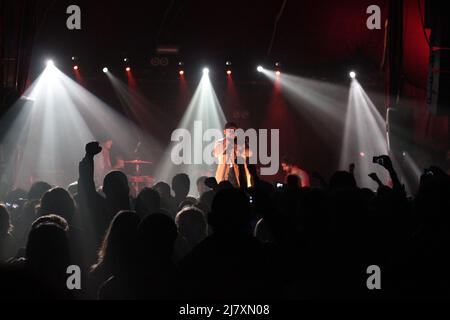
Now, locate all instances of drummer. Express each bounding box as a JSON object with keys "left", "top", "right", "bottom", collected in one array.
[{"left": 94, "top": 139, "right": 114, "bottom": 185}]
